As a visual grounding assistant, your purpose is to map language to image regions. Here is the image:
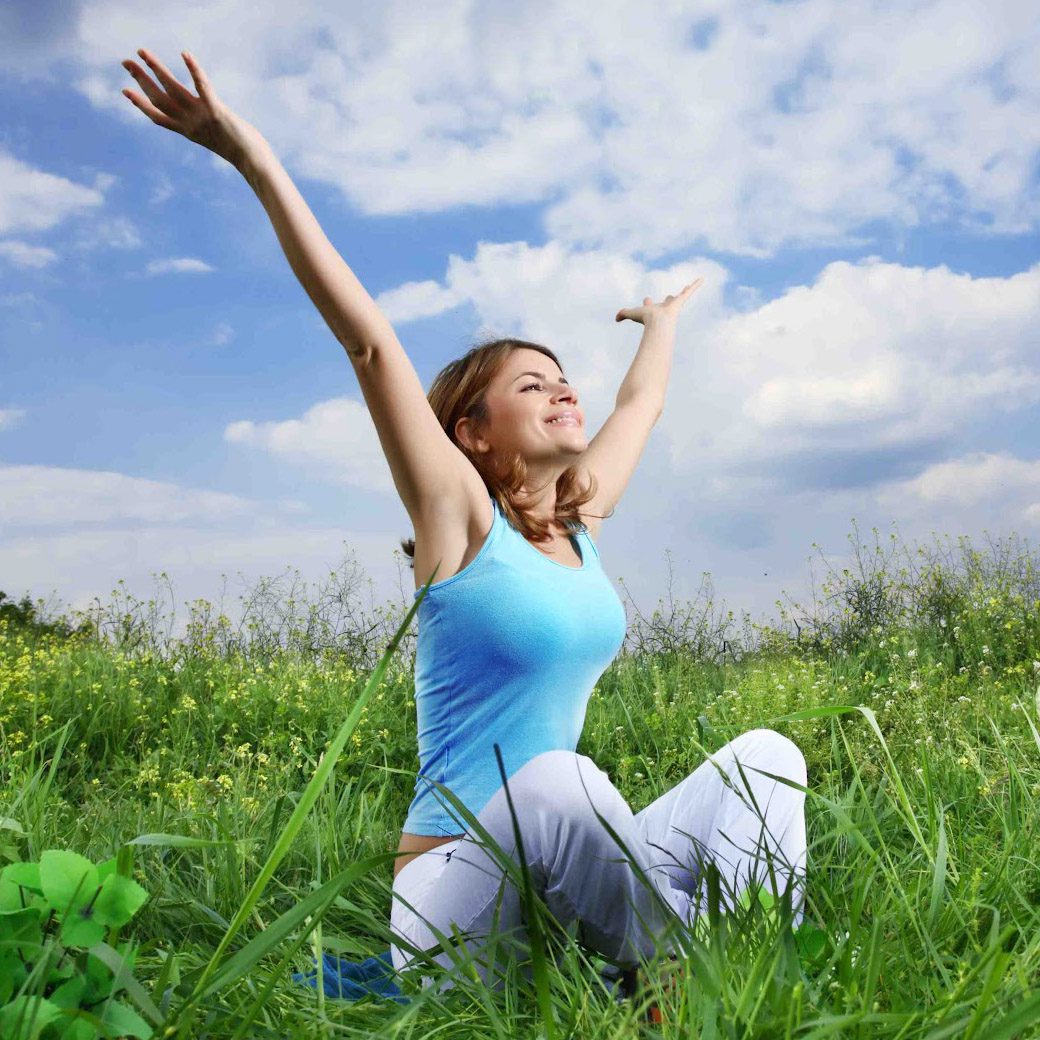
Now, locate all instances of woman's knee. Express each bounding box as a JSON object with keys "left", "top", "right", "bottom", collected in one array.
[
  {"left": 726, "top": 728, "right": 807, "bottom": 786},
  {"left": 507, "top": 750, "right": 623, "bottom": 822}
]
